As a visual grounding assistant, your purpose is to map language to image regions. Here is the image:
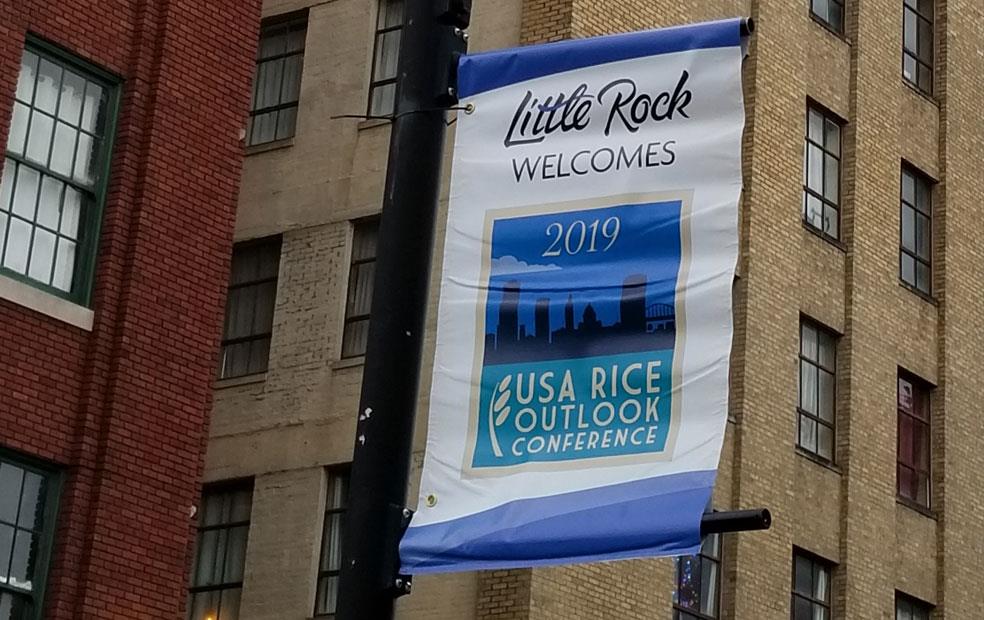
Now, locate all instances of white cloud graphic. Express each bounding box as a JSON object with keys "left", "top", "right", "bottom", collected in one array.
[{"left": 490, "top": 255, "right": 562, "bottom": 277}]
